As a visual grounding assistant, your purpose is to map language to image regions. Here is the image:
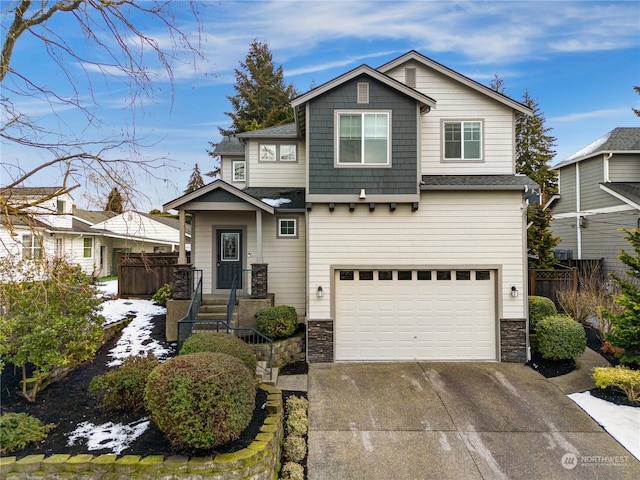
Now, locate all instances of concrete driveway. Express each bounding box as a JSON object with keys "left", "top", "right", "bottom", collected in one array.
[{"left": 307, "top": 362, "right": 640, "bottom": 480}]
